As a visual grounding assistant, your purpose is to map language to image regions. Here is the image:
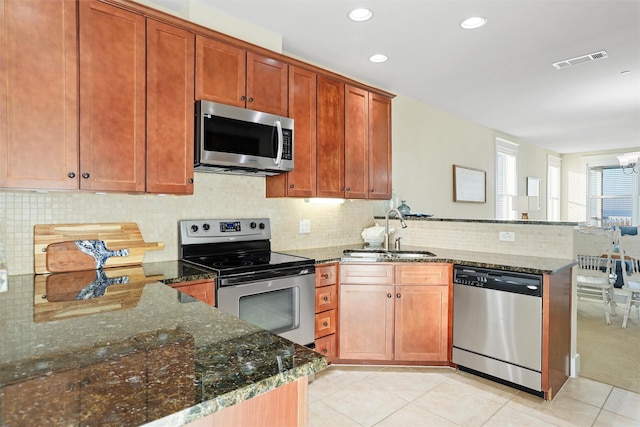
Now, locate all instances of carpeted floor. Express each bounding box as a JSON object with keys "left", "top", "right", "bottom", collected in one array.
[{"left": 577, "top": 296, "right": 640, "bottom": 394}]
